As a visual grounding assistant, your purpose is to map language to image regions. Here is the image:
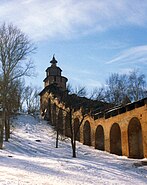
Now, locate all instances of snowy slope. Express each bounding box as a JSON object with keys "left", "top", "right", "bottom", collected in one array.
[{"left": 0, "top": 114, "right": 146, "bottom": 185}]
